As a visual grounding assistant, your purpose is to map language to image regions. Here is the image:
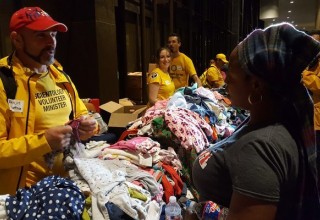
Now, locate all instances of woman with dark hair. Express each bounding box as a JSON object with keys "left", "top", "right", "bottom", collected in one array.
[
  {"left": 147, "top": 47, "right": 175, "bottom": 106},
  {"left": 192, "top": 23, "right": 320, "bottom": 219}
]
